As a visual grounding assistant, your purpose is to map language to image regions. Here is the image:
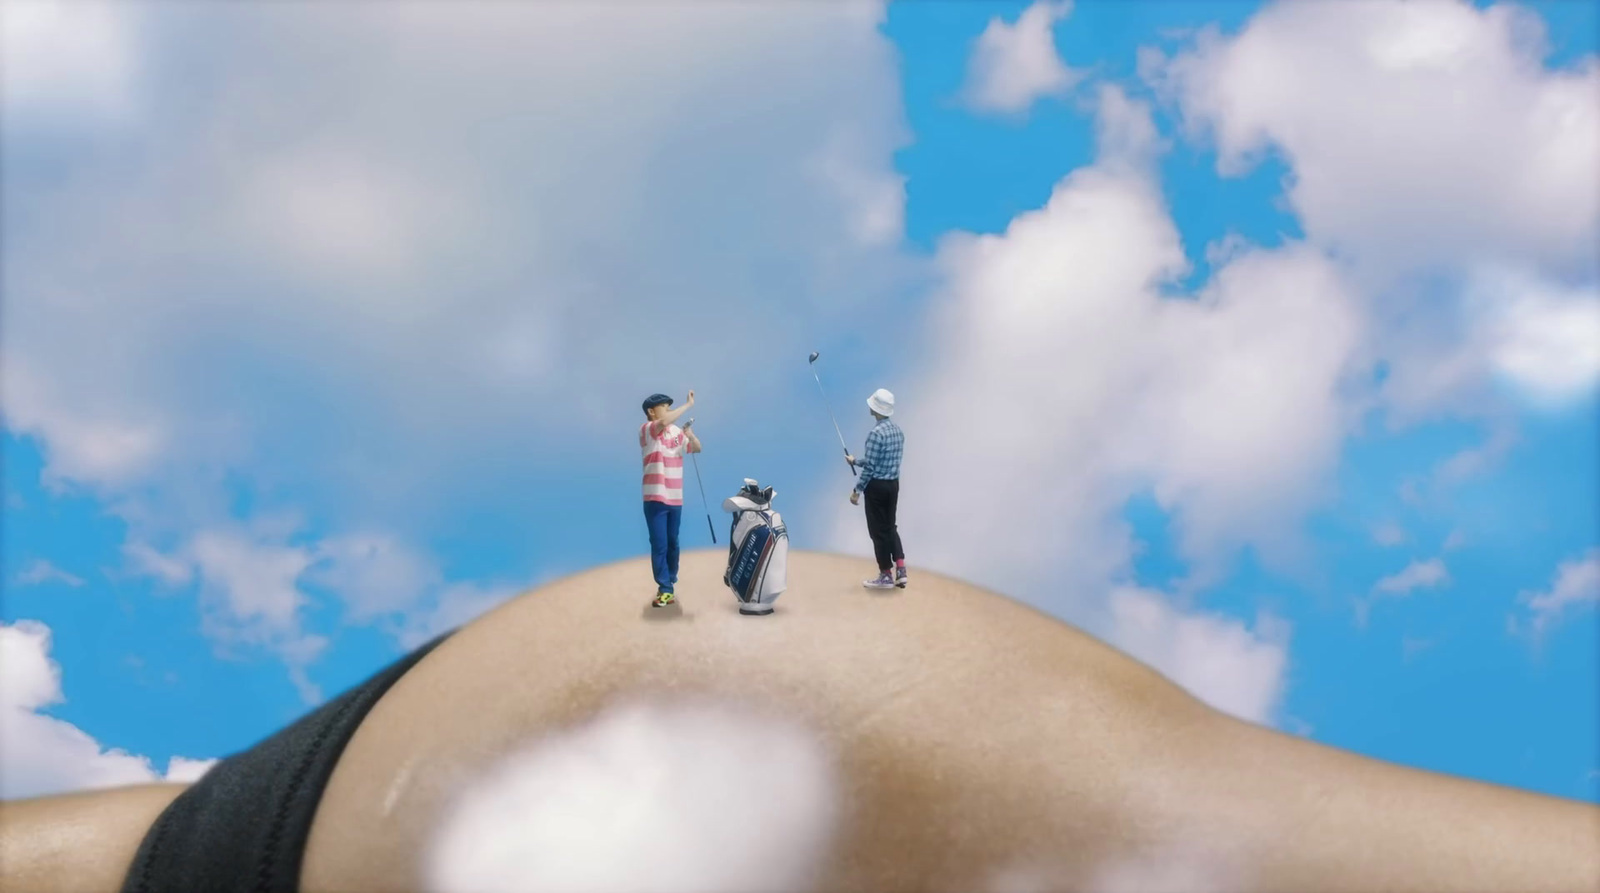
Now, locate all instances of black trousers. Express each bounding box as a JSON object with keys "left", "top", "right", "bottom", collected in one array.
[{"left": 862, "top": 479, "right": 904, "bottom": 571}]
